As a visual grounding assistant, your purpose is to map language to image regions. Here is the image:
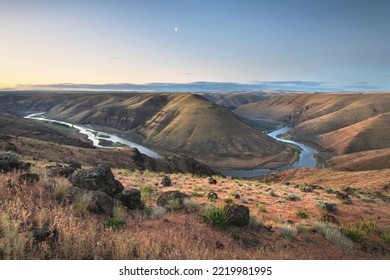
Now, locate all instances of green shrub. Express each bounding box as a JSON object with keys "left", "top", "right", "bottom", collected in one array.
[
  {"left": 224, "top": 198, "right": 233, "bottom": 205},
  {"left": 166, "top": 198, "right": 182, "bottom": 212},
  {"left": 317, "top": 201, "right": 338, "bottom": 212},
  {"left": 380, "top": 232, "right": 390, "bottom": 243},
  {"left": 139, "top": 185, "right": 155, "bottom": 200},
  {"left": 106, "top": 205, "right": 126, "bottom": 228},
  {"left": 286, "top": 194, "right": 300, "bottom": 201},
  {"left": 105, "top": 217, "right": 126, "bottom": 229},
  {"left": 300, "top": 186, "right": 313, "bottom": 192},
  {"left": 360, "top": 219, "right": 376, "bottom": 233},
  {"left": 296, "top": 210, "right": 308, "bottom": 219},
  {"left": 256, "top": 204, "right": 267, "bottom": 213},
  {"left": 191, "top": 191, "right": 204, "bottom": 197},
  {"left": 342, "top": 224, "right": 366, "bottom": 243},
  {"left": 202, "top": 205, "right": 231, "bottom": 228}
]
